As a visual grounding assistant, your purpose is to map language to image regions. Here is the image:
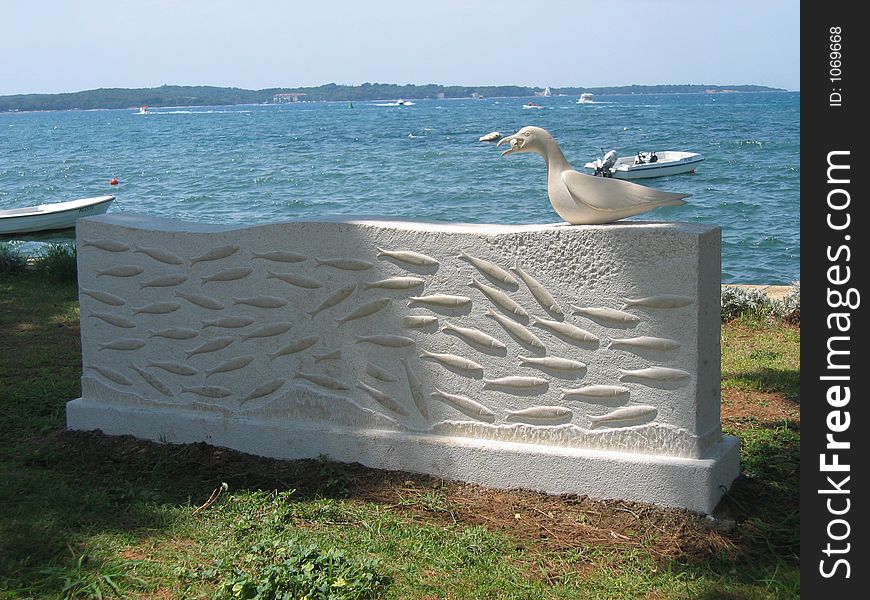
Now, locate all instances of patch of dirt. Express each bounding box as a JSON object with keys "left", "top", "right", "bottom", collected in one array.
[{"left": 721, "top": 389, "right": 799, "bottom": 426}]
